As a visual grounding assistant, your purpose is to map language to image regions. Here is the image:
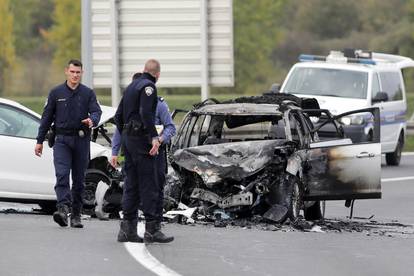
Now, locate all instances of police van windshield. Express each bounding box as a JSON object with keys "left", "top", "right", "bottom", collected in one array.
[{"left": 284, "top": 67, "right": 368, "bottom": 99}]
